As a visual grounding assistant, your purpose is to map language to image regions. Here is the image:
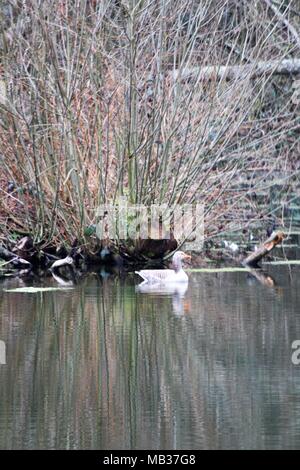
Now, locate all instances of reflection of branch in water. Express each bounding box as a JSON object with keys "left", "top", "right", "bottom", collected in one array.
[
  {"left": 136, "top": 282, "right": 189, "bottom": 316},
  {"left": 247, "top": 268, "right": 276, "bottom": 288},
  {"left": 50, "top": 271, "right": 74, "bottom": 287}
]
